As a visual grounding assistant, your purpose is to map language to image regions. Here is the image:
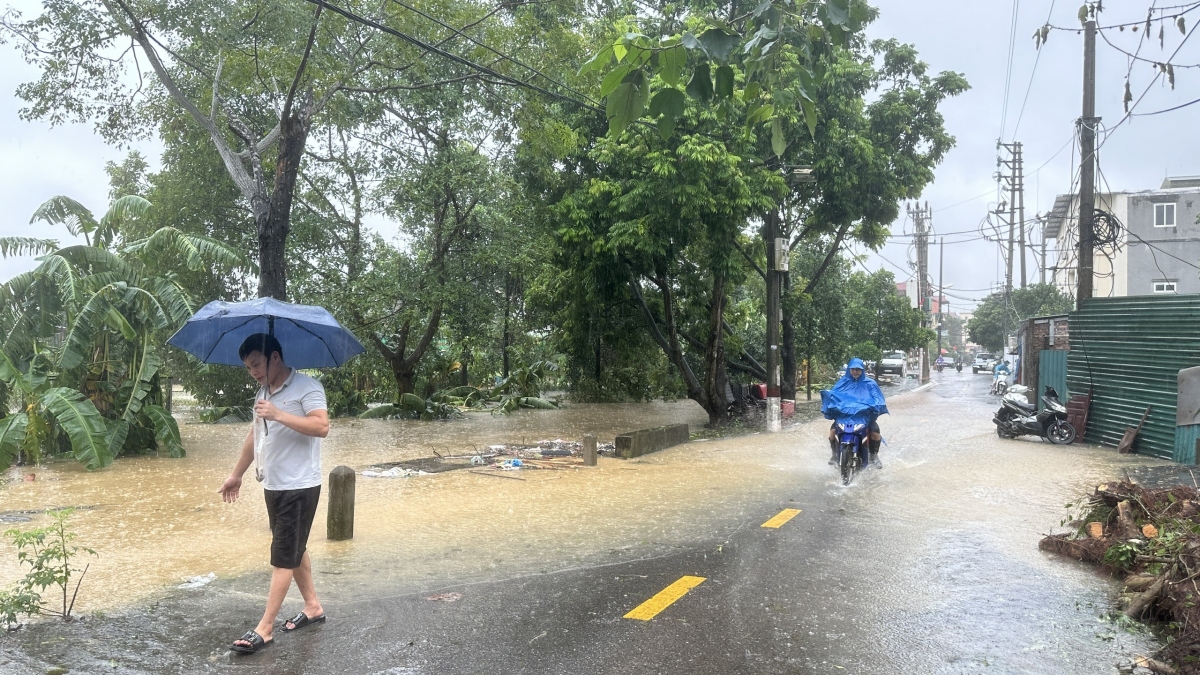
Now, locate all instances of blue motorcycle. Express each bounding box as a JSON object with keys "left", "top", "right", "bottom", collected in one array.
[{"left": 834, "top": 418, "right": 871, "bottom": 486}]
